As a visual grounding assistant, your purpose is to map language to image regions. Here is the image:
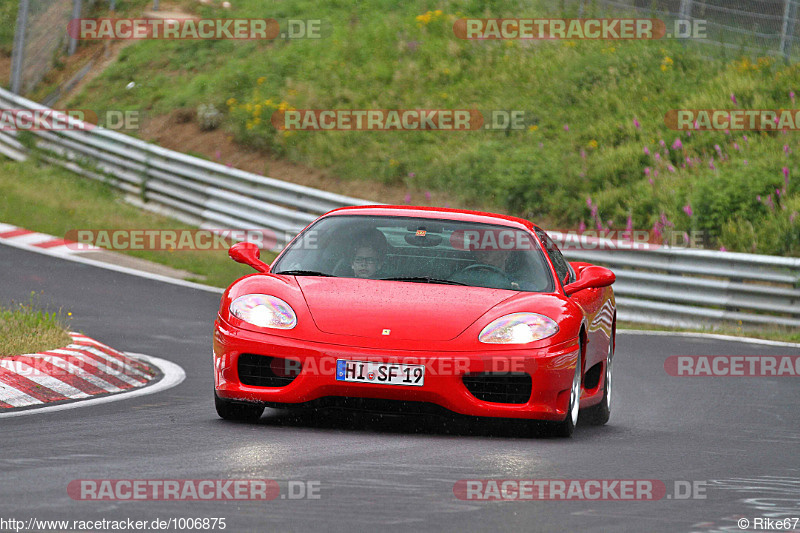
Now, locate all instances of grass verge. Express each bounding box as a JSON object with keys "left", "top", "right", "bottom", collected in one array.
[
  {"left": 0, "top": 293, "right": 72, "bottom": 356},
  {"left": 619, "top": 321, "right": 800, "bottom": 345},
  {"left": 0, "top": 158, "right": 271, "bottom": 288}
]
